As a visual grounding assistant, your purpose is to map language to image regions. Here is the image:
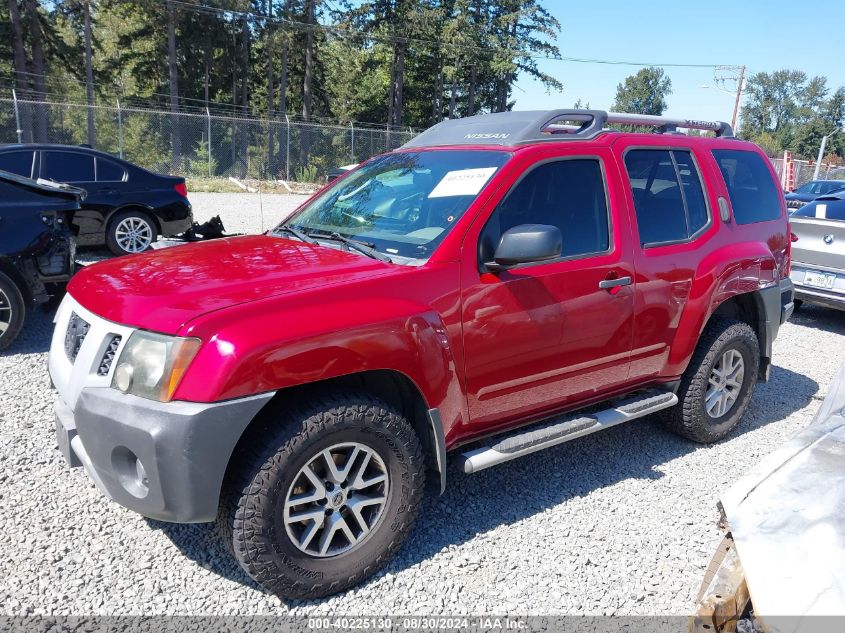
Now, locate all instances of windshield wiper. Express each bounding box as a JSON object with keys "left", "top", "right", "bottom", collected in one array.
[
  {"left": 315, "top": 231, "right": 392, "bottom": 263},
  {"left": 273, "top": 225, "right": 318, "bottom": 244}
]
